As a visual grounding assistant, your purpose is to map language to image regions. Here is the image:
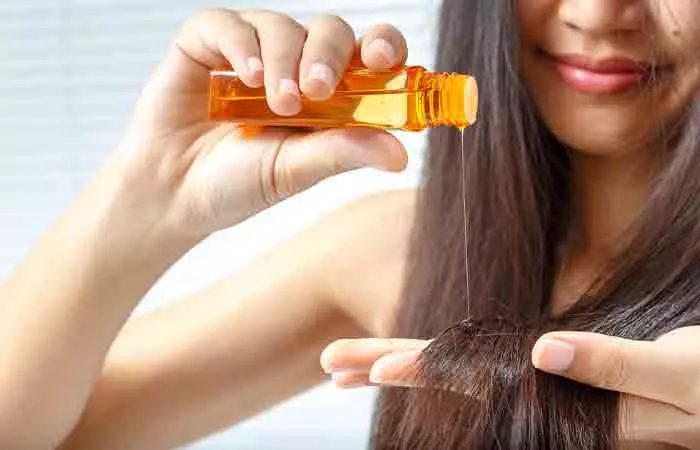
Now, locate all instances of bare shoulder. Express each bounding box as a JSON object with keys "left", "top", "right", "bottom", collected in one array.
[{"left": 315, "top": 188, "right": 418, "bottom": 337}]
